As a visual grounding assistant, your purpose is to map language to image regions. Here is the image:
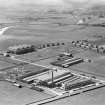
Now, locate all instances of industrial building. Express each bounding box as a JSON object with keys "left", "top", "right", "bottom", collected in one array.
[
  {"left": 51, "top": 57, "right": 83, "bottom": 68},
  {"left": 62, "top": 79, "right": 95, "bottom": 91},
  {"left": 21, "top": 69, "right": 71, "bottom": 87},
  {"left": 17, "top": 69, "right": 50, "bottom": 83},
  {"left": 62, "top": 58, "right": 83, "bottom": 68},
  {"left": 7, "top": 44, "right": 36, "bottom": 55},
  {"left": 18, "top": 67, "right": 99, "bottom": 94}
]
